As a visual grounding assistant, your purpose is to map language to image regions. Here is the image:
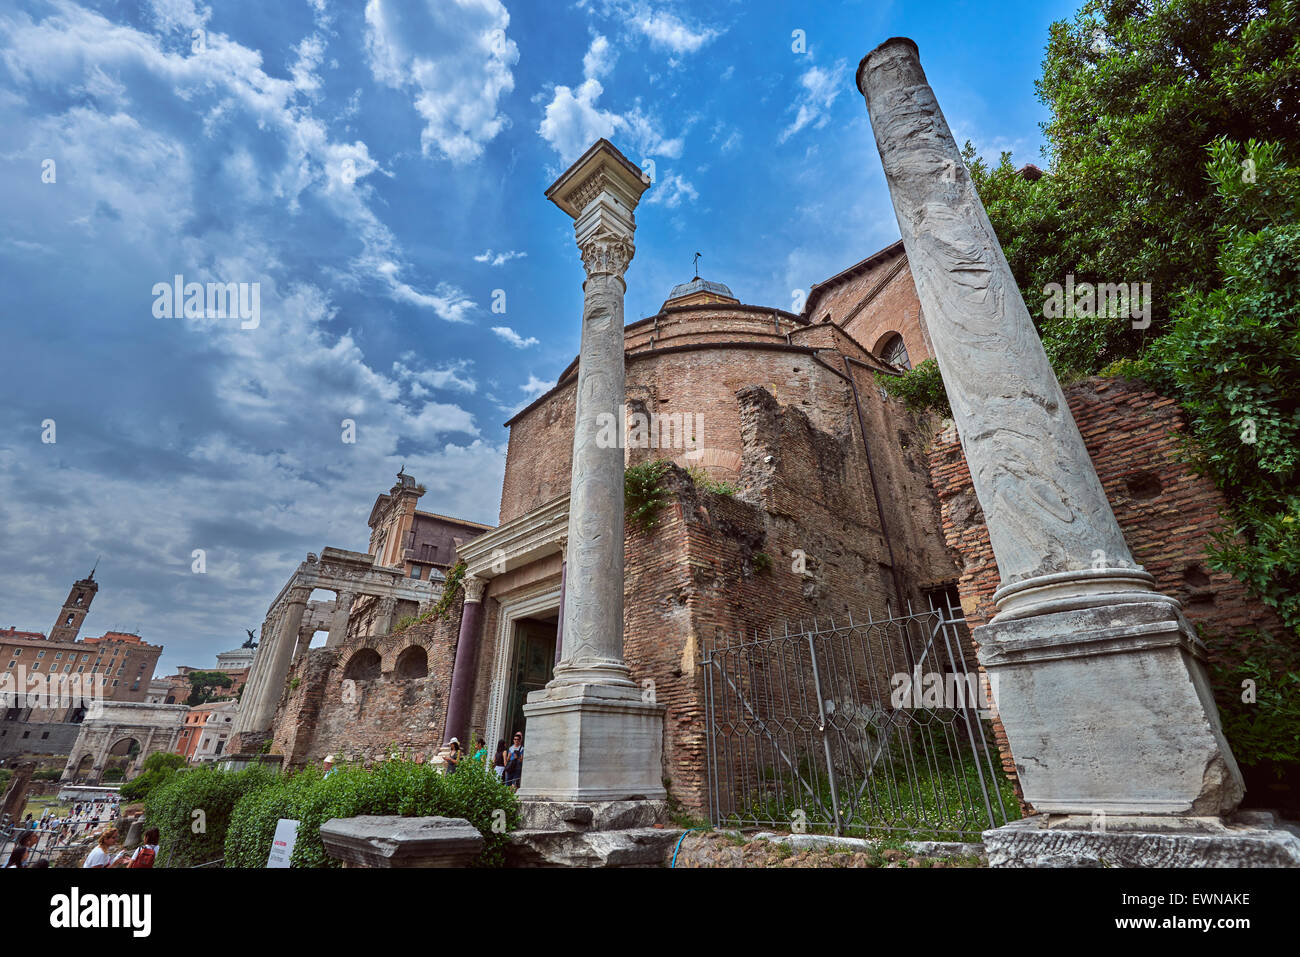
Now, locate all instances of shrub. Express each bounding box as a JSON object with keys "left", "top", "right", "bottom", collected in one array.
[
  {"left": 874, "top": 359, "right": 952, "bottom": 419},
  {"left": 686, "top": 465, "right": 738, "bottom": 497},
  {"left": 224, "top": 758, "right": 520, "bottom": 868},
  {"left": 144, "top": 763, "right": 280, "bottom": 867},
  {"left": 119, "top": 752, "right": 187, "bottom": 802},
  {"left": 625, "top": 459, "right": 672, "bottom": 531},
  {"left": 32, "top": 769, "right": 62, "bottom": 781}
]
